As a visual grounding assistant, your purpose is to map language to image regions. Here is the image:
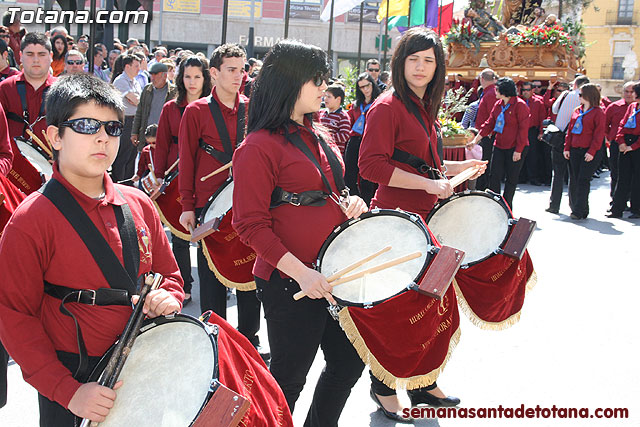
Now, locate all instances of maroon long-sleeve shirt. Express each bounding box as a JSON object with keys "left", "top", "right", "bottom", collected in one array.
[
  {"left": 615, "top": 102, "right": 640, "bottom": 151},
  {"left": 605, "top": 99, "right": 631, "bottom": 142},
  {"left": 564, "top": 106, "right": 606, "bottom": 156},
  {"left": 479, "top": 96, "right": 530, "bottom": 153},
  {"left": 0, "top": 165, "right": 183, "bottom": 409},
  {"left": 232, "top": 122, "right": 346, "bottom": 281},
  {"left": 475, "top": 83, "right": 497, "bottom": 130},
  {"left": 154, "top": 99, "right": 187, "bottom": 178}
]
